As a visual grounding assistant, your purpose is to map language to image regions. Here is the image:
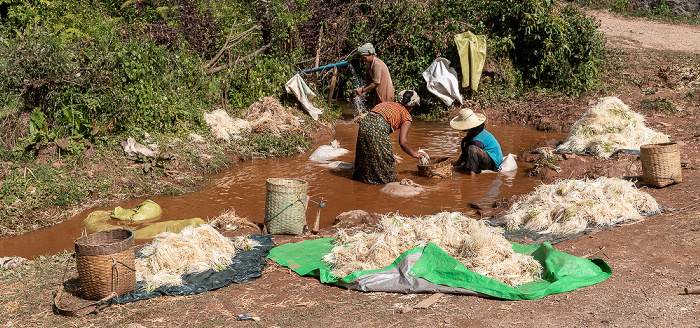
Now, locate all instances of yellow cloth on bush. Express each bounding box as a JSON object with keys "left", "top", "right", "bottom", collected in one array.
[{"left": 454, "top": 31, "right": 487, "bottom": 92}]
